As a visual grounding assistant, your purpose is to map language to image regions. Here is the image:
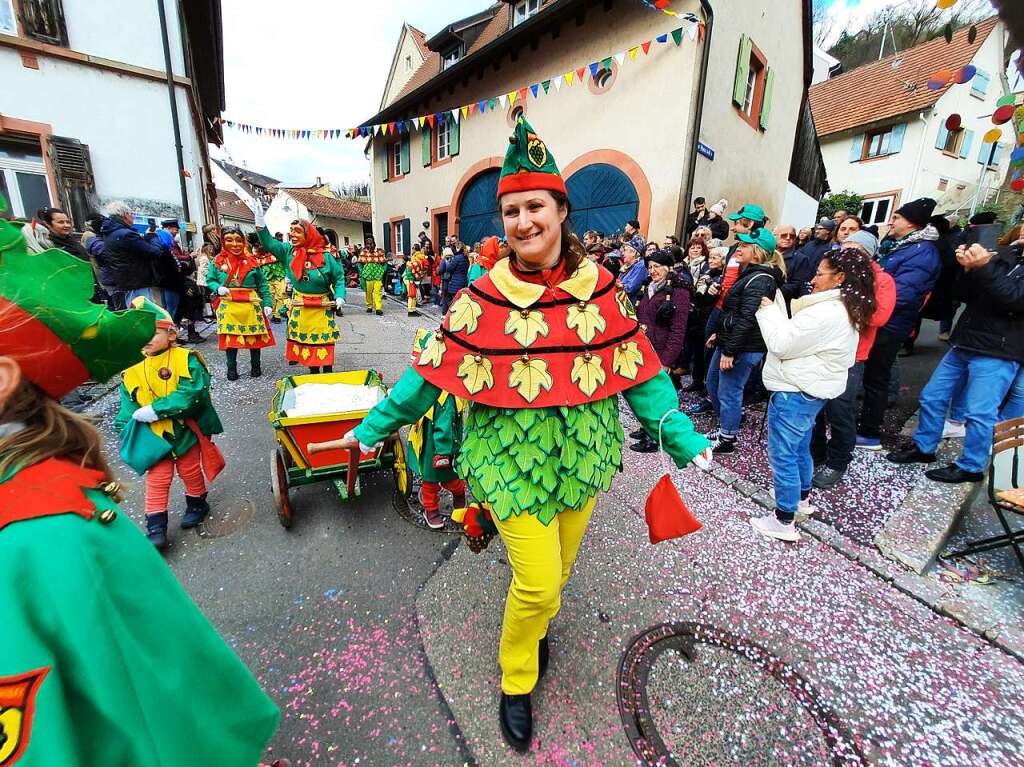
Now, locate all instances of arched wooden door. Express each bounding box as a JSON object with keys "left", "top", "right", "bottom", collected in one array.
[
  {"left": 565, "top": 163, "right": 639, "bottom": 236},
  {"left": 457, "top": 168, "right": 502, "bottom": 246}
]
